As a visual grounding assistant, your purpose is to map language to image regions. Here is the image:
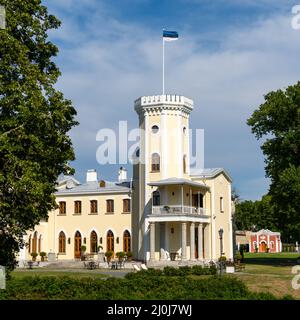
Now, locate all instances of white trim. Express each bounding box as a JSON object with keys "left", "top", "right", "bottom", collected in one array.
[
  {"left": 228, "top": 185, "right": 233, "bottom": 259},
  {"left": 57, "top": 229, "right": 68, "bottom": 238},
  {"left": 211, "top": 182, "right": 216, "bottom": 259},
  {"left": 178, "top": 113, "right": 183, "bottom": 178}
]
